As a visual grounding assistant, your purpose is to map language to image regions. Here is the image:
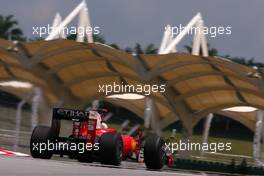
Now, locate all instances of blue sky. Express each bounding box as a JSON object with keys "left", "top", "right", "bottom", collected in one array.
[{"left": 1, "top": 0, "right": 264, "bottom": 62}]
